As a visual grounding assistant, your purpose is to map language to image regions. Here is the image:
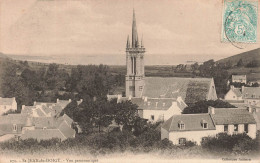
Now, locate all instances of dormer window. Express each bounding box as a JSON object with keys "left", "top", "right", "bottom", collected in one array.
[
  {"left": 13, "top": 124, "right": 17, "bottom": 131},
  {"left": 201, "top": 120, "right": 208, "bottom": 129},
  {"left": 178, "top": 121, "right": 185, "bottom": 130}
]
